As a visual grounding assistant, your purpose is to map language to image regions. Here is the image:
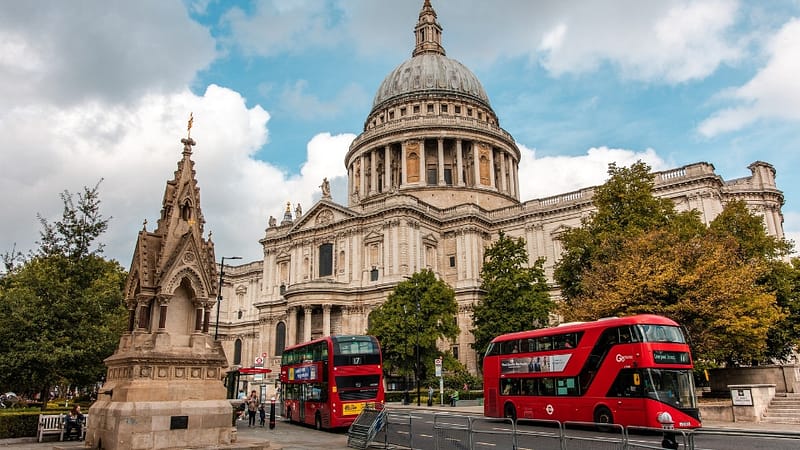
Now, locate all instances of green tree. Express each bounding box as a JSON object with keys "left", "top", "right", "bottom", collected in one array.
[
  {"left": 0, "top": 184, "right": 127, "bottom": 407},
  {"left": 554, "top": 162, "right": 785, "bottom": 364},
  {"left": 764, "top": 257, "right": 800, "bottom": 360},
  {"left": 471, "top": 231, "right": 553, "bottom": 364},
  {"left": 555, "top": 161, "right": 676, "bottom": 299},
  {"left": 368, "top": 269, "right": 460, "bottom": 385}
]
